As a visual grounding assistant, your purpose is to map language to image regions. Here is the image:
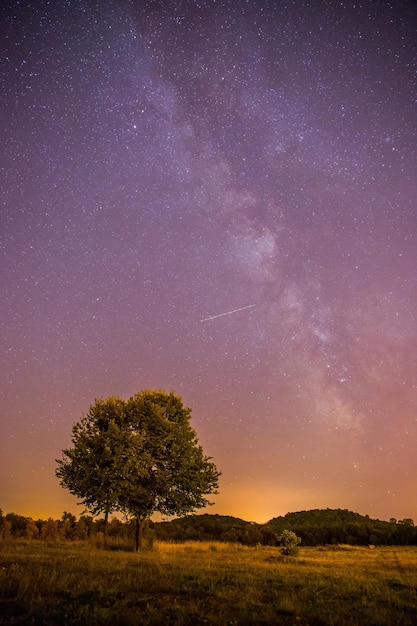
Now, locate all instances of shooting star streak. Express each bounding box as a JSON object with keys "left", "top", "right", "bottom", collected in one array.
[{"left": 200, "top": 304, "right": 256, "bottom": 323}]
